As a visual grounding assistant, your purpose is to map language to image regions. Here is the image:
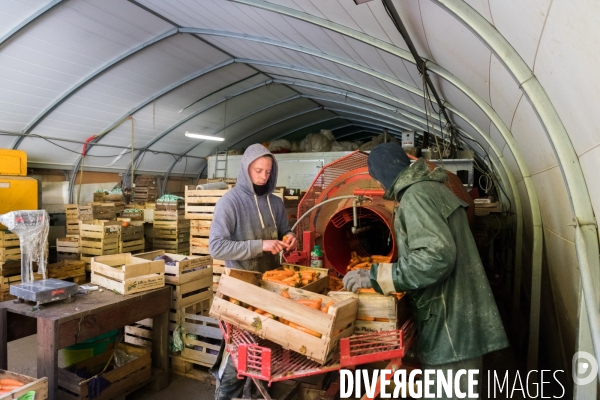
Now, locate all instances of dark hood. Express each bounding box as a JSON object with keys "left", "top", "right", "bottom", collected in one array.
[
  {"left": 367, "top": 142, "right": 411, "bottom": 190},
  {"left": 237, "top": 144, "right": 278, "bottom": 196}
]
